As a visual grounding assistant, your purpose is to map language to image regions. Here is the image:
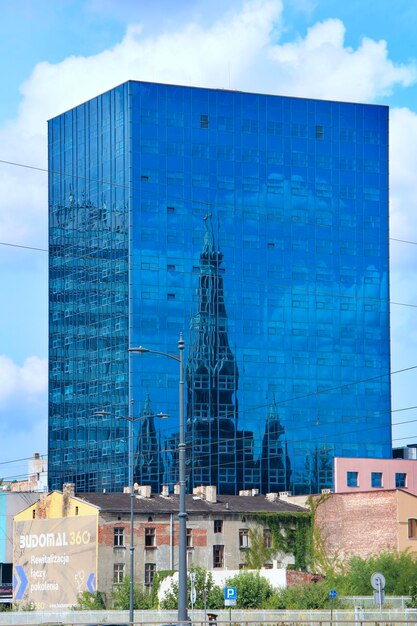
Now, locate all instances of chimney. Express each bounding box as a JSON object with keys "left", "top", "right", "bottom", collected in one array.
[
  {"left": 192, "top": 485, "right": 217, "bottom": 503},
  {"left": 63, "top": 482, "right": 75, "bottom": 497},
  {"left": 136, "top": 485, "right": 151, "bottom": 498},
  {"left": 204, "top": 486, "right": 217, "bottom": 503},
  {"left": 62, "top": 482, "right": 75, "bottom": 516},
  {"left": 265, "top": 492, "right": 279, "bottom": 502},
  {"left": 161, "top": 485, "right": 169, "bottom": 497},
  {"left": 174, "top": 483, "right": 180, "bottom": 495}
]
